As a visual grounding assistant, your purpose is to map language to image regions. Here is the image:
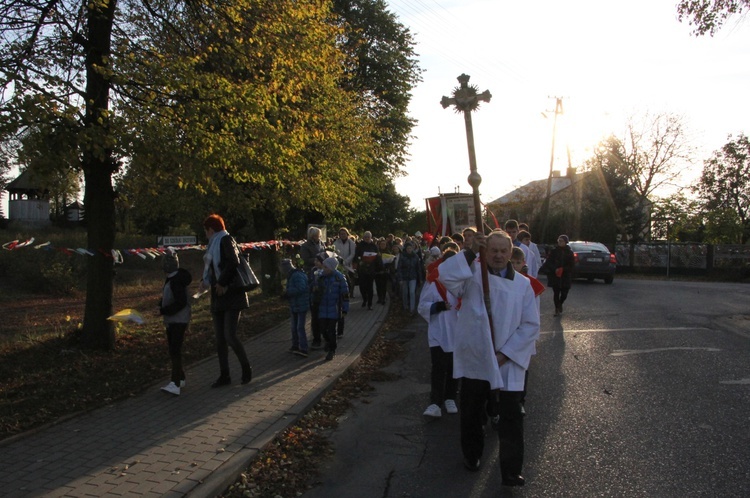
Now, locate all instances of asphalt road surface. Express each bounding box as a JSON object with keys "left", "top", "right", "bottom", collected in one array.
[{"left": 302, "top": 277, "right": 750, "bottom": 498}]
